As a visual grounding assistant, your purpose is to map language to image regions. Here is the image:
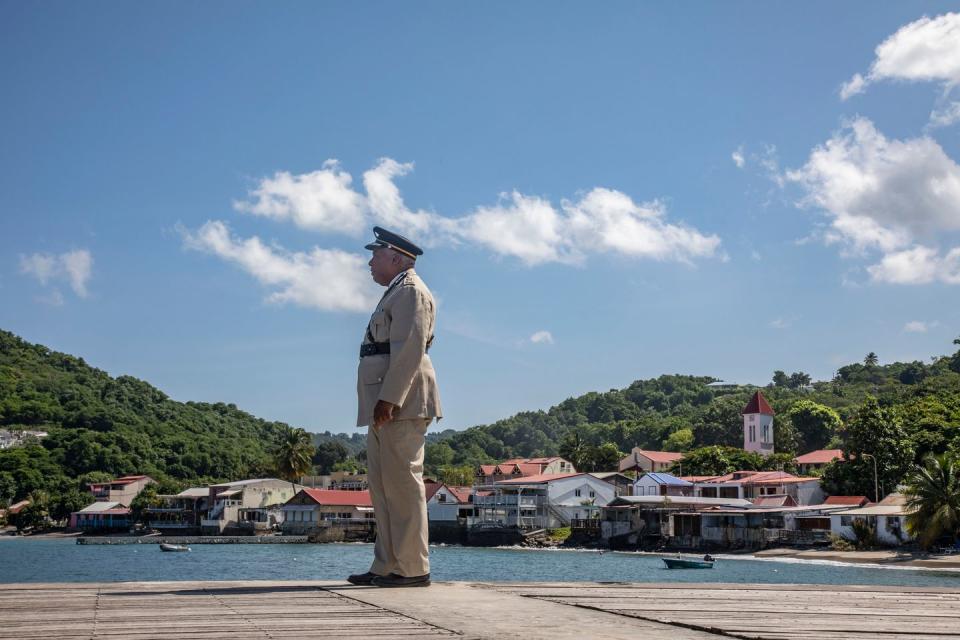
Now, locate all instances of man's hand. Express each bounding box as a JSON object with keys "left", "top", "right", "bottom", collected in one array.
[{"left": 373, "top": 400, "right": 397, "bottom": 429}]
